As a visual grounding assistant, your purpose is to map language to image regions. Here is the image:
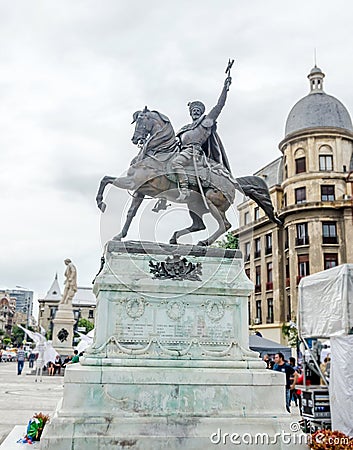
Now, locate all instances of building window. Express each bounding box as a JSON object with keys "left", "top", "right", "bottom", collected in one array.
[
  {"left": 297, "top": 254, "right": 309, "bottom": 283},
  {"left": 244, "top": 242, "right": 250, "bottom": 262},
  {"left": 322, "top": 222, "right": 338, "bottom": 244},
  {"left": 296, "top": 223, "right": 309, "bottom": 246},
  {"left": 284, "top": 165, "right": 288, "bottom": 179},
  {"left": 285, "top": 259, "right": 290, "bottom": 287},
  {"left": 319, "top": 155, "right": 333, "bottom": 171},
  {"left": 267, "top": 298, "right": 274, "bottom": 323},
  {"left": 265, "top": 233, "right": 272, "bottom": 254},
  {"left": 295, "top": 157, "right": 306, "bottom": 174},
  {"left": 255, "top": 266, "right": 261, "bottom": 293},
  {"left": 254, "top": 238, "right": 261, "bottom": 259},
  {"left": 324, "top": 253, "right": 338, "bottom": 270},
  {"left": 284, "top": 227, "right": 289, "bottom": 249},
  {"left": 248, "top": 300, "right": 251, "bottom": 325},
  {"left": 244, "top": 212, "right": 250, "bottom": 225},
  {"left": 287, "top": 295, "right": 292, "bottom": 321},
  {"left": 254, "top": 207, "right": 260, "bottom": 220},
  {"left": 245, "top": 268, "right": 250, "bottom": 279},
  {"left": 50, "top": 307, "right": 57, "bottom": 319},
  {"left": 255, "top": 300, "right": 262, "bottom": 324},
  {"left": 321, "top": 185, "right": 335, "bottom": 201},
  {"left": 88, "top": 309, "right": 94, "bottom": 319},
  {"left": 295, "top": 187, "right": 306, "bottom": 204},
  {"left": 283, "top": 193, "right": 287, "bottom": 208},
  {"left": 266, "top": 262, "right": 273, "bottom": 291}
]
